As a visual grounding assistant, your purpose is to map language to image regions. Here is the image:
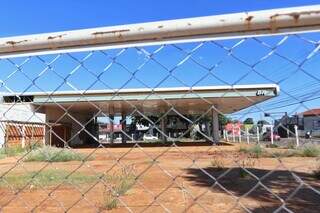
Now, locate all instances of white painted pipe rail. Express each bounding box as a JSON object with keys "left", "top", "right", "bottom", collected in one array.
[
  {"left": 246, "top": 127, "right": 250, "bottom": 144},
  {"left": 232, "top": 126, "right": 235, "bottom": 142},
  {"left": 294, "top": 125, "right": 299, "bottom": 147},
  {"left": 0, "top": 5, "right": 320, "bottom": 58}
]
